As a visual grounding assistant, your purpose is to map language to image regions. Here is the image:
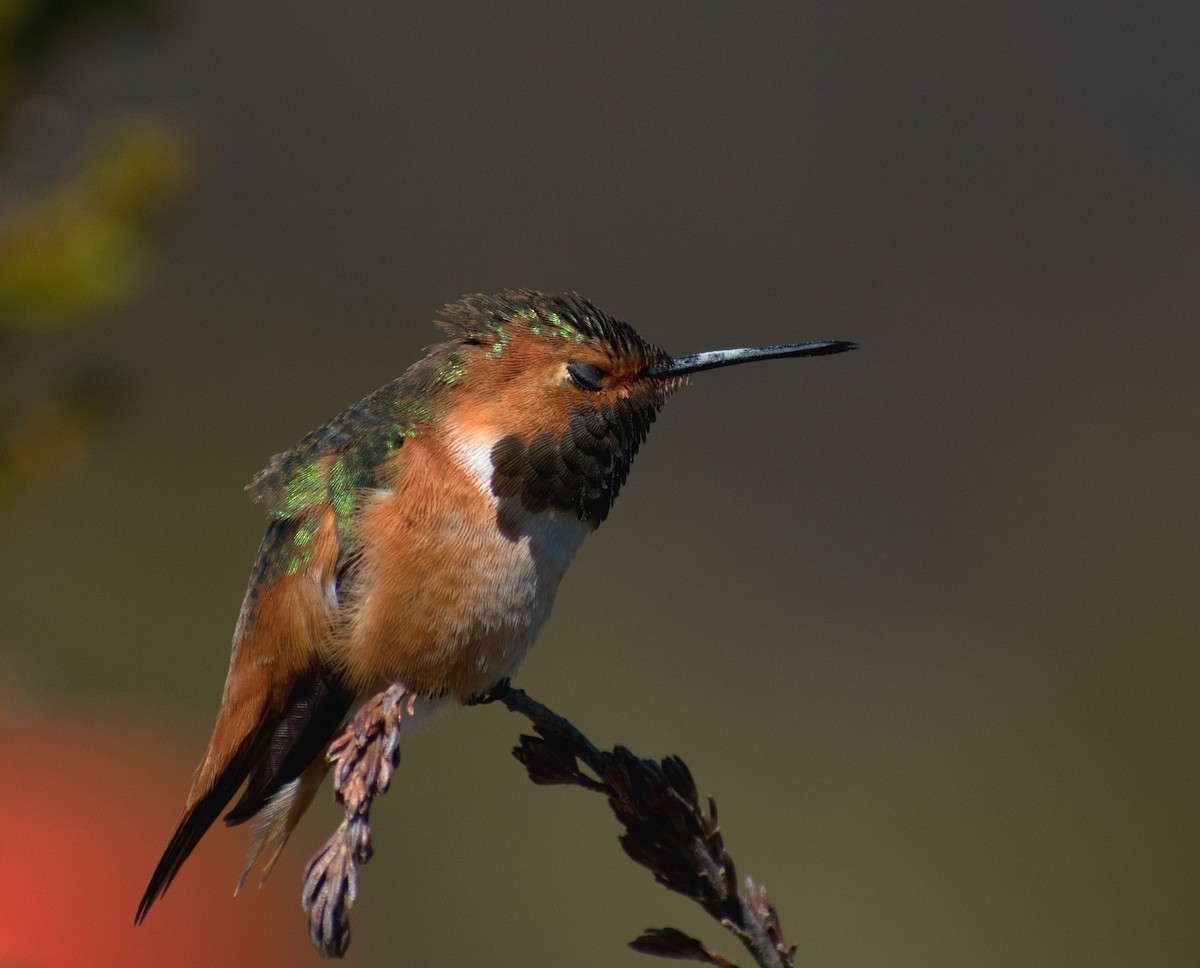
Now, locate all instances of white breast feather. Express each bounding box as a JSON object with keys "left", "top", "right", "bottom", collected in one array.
[{"left": 447, "top": 425, "right": 589, "bottom": 681}]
